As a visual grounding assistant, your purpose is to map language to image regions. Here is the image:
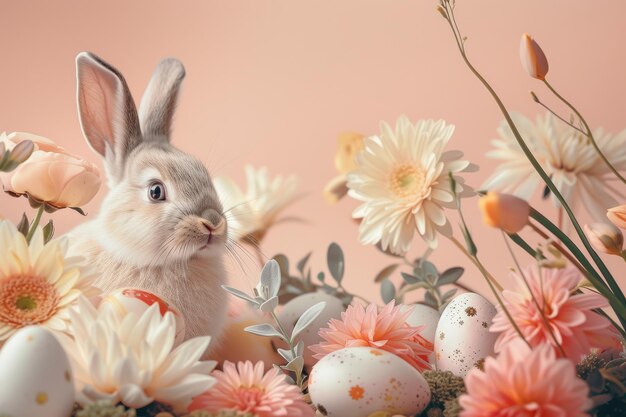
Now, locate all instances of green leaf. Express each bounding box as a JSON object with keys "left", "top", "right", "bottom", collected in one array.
[
  {"left": 414, "top": 260, "right": 438, "bottom": 285},
  {"left": 291, "top": 301, "right": 326, "bottom": 342},
  {"left": 273, "top": 254, "right": 290, "bottom": 278},
  {"left": 42, "top": 220, "right": 55, "bottom": 244},
  {"left": 222, "top": 285, "right": 260, "bottom": 306},
  {"left": 380, "top": 279, "right": 396, "bottom": 304},
  {"left": 244, "top": 323, "right": 285, "bottom": 340},
  {"left": 374, "top": 264, "right": 399, "bottom": 283},
  {"left": 401, "top": 272, "right": 421, "bottom": 285},
  {"left": 424, "top": 291, "right": 438, "bottom": 308},
  {"left": 317, "top": 271, "right": 325, "bottom": 282},
  {"left": 441, "top": 288, "right": 458, "bottom": 303},
  {"left": 461, "top": 223, "right": 478, "bottom": 256},
  {"left": 437, "top": 267, "right": 464, "bottom": 286},
  {"left": 327, "top": 242, "right": 345, "bottom": 283},
  {"left": 282, "top": 355, "right": 304, "bottom": 374},
  {"left": 17, "top": 213, "right": 29, "bottom": 237},
  {"left": 296, "top": 252, "right": 312, "bottom": 276}
]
